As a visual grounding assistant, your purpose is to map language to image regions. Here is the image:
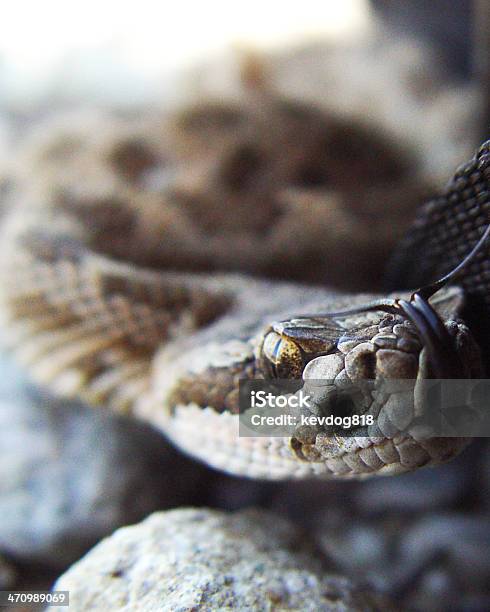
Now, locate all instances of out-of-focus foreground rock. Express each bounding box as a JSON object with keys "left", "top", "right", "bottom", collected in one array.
[{"left": 49, "top": 508, "right": 393, "bottom": 612}]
